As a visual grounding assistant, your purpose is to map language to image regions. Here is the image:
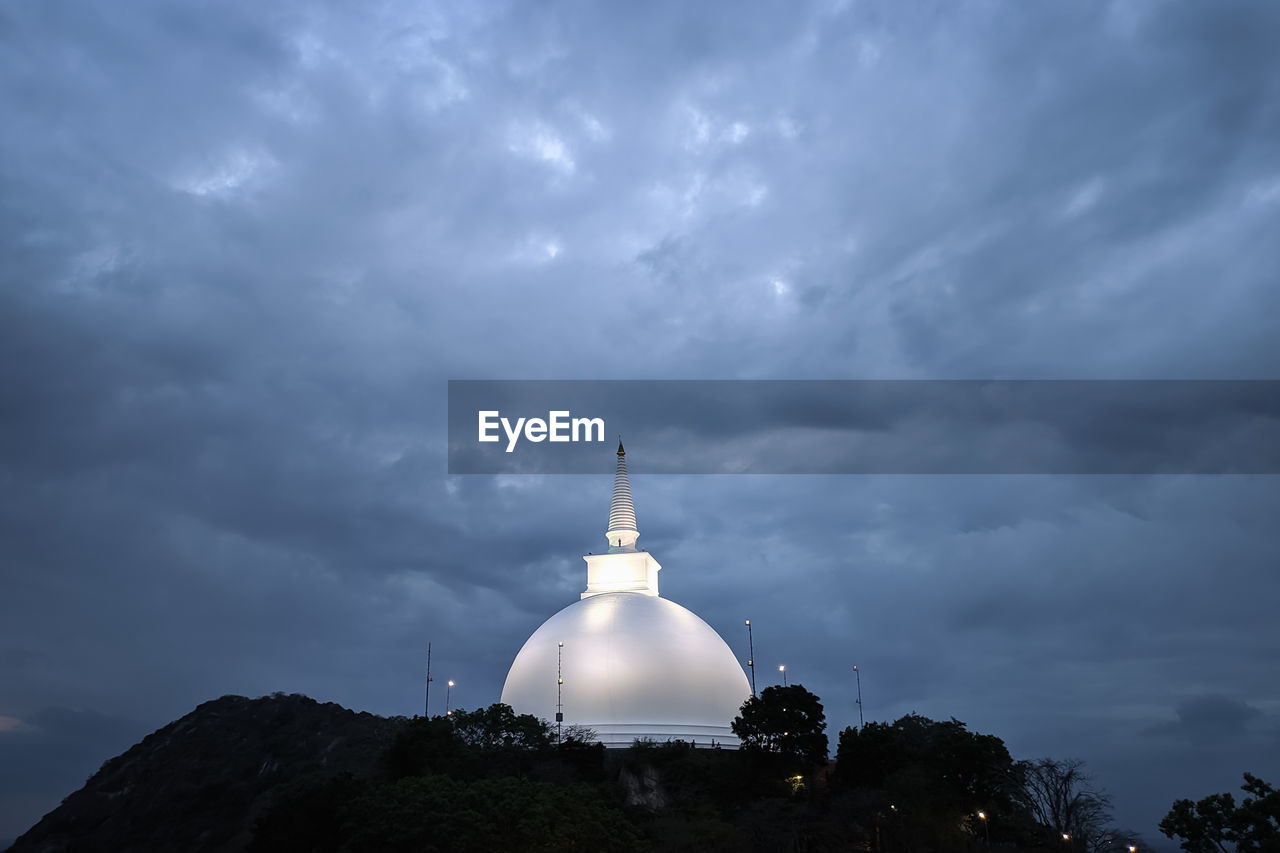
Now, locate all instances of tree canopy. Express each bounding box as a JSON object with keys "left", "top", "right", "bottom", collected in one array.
[
  {"left": 1014, "top": 757, "right": 1116, "bottom": 852},
  {"left": 834, "top": 713, "right": 1033, "bottom": 850},
  {"left": 1160, "top": 773, "right": 1280, "bottom": 853},
  {"left": 730, "top": 684, "right": 829, "bottom": 771},
  {"left": 448, "top": 702, "right": 554, "bottom": 750}
]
